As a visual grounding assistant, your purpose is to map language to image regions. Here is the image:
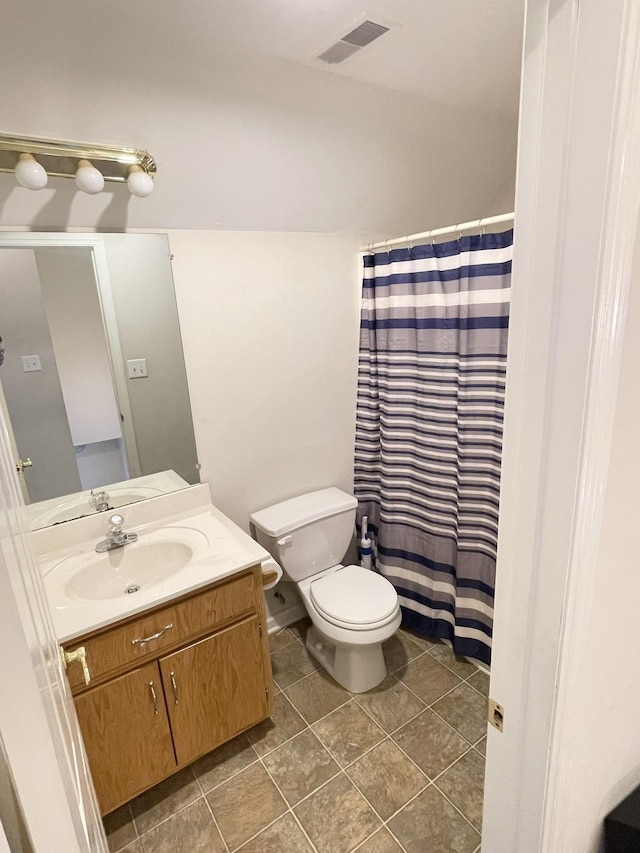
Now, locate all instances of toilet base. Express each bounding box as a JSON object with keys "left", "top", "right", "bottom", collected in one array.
[{"left": 305, "top": 626, "right": 388, "bottom": 693}]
